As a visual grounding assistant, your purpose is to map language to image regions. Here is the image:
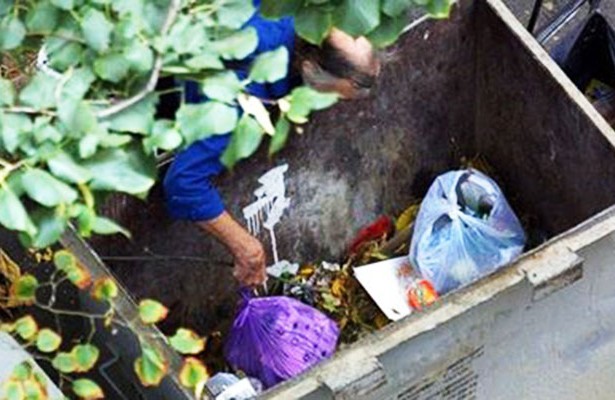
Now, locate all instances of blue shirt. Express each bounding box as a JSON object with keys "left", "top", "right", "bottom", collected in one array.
[{"left": 163, "top": 3, "right": 295, "bottom": 222}]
